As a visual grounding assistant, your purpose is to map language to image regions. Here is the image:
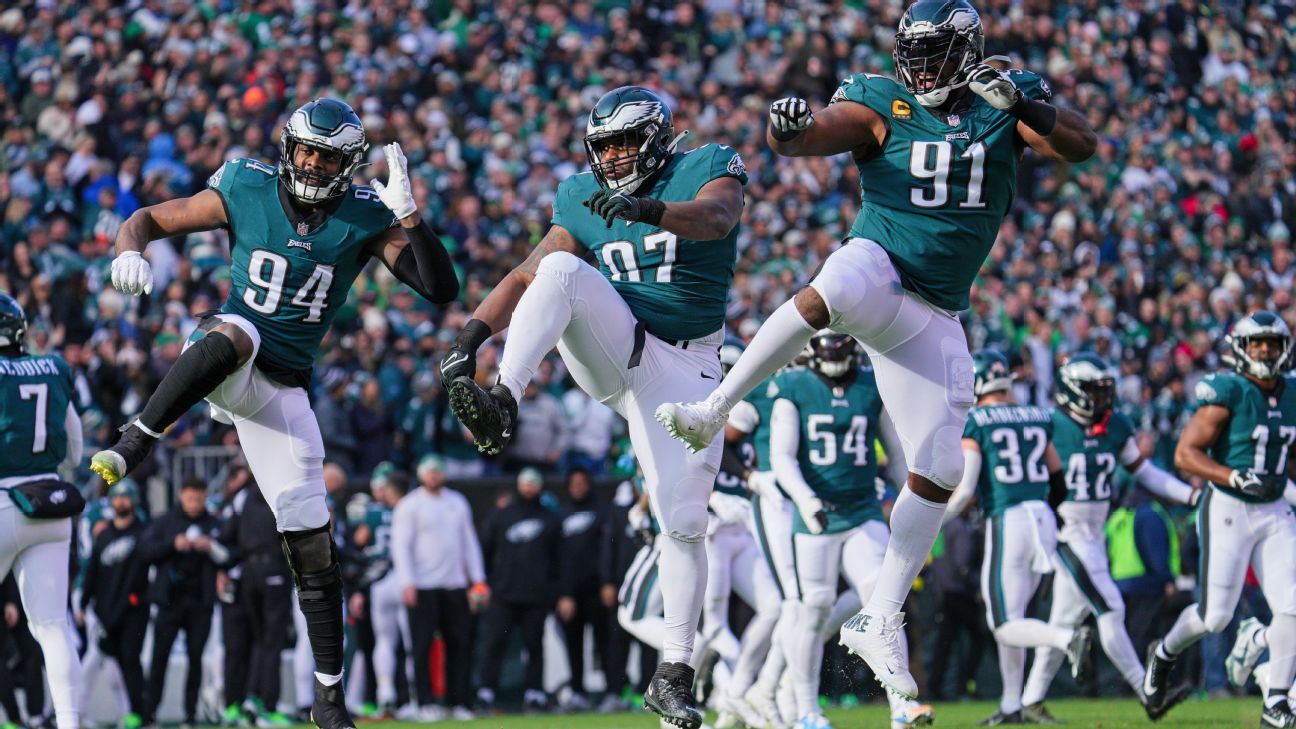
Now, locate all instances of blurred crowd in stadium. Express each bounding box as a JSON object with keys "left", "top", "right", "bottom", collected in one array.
[{"left": 2, "top": 0, "right": 1296, "bottom": 720}]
